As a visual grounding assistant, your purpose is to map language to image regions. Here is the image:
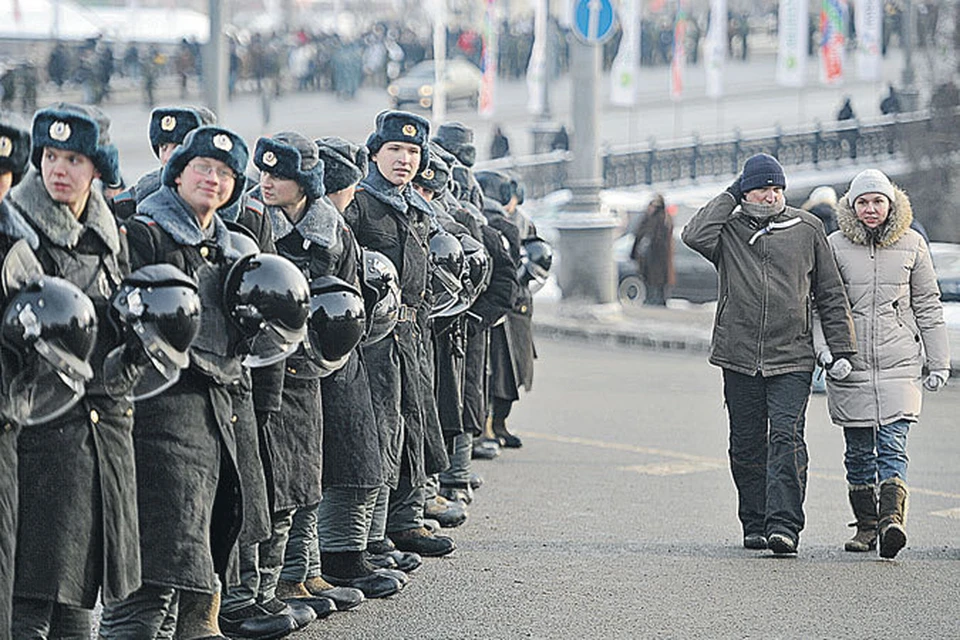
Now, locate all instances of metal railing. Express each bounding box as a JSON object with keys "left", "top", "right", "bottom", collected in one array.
[{"left": 475, "top": 109, "right": 959, "bottom": 198}]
